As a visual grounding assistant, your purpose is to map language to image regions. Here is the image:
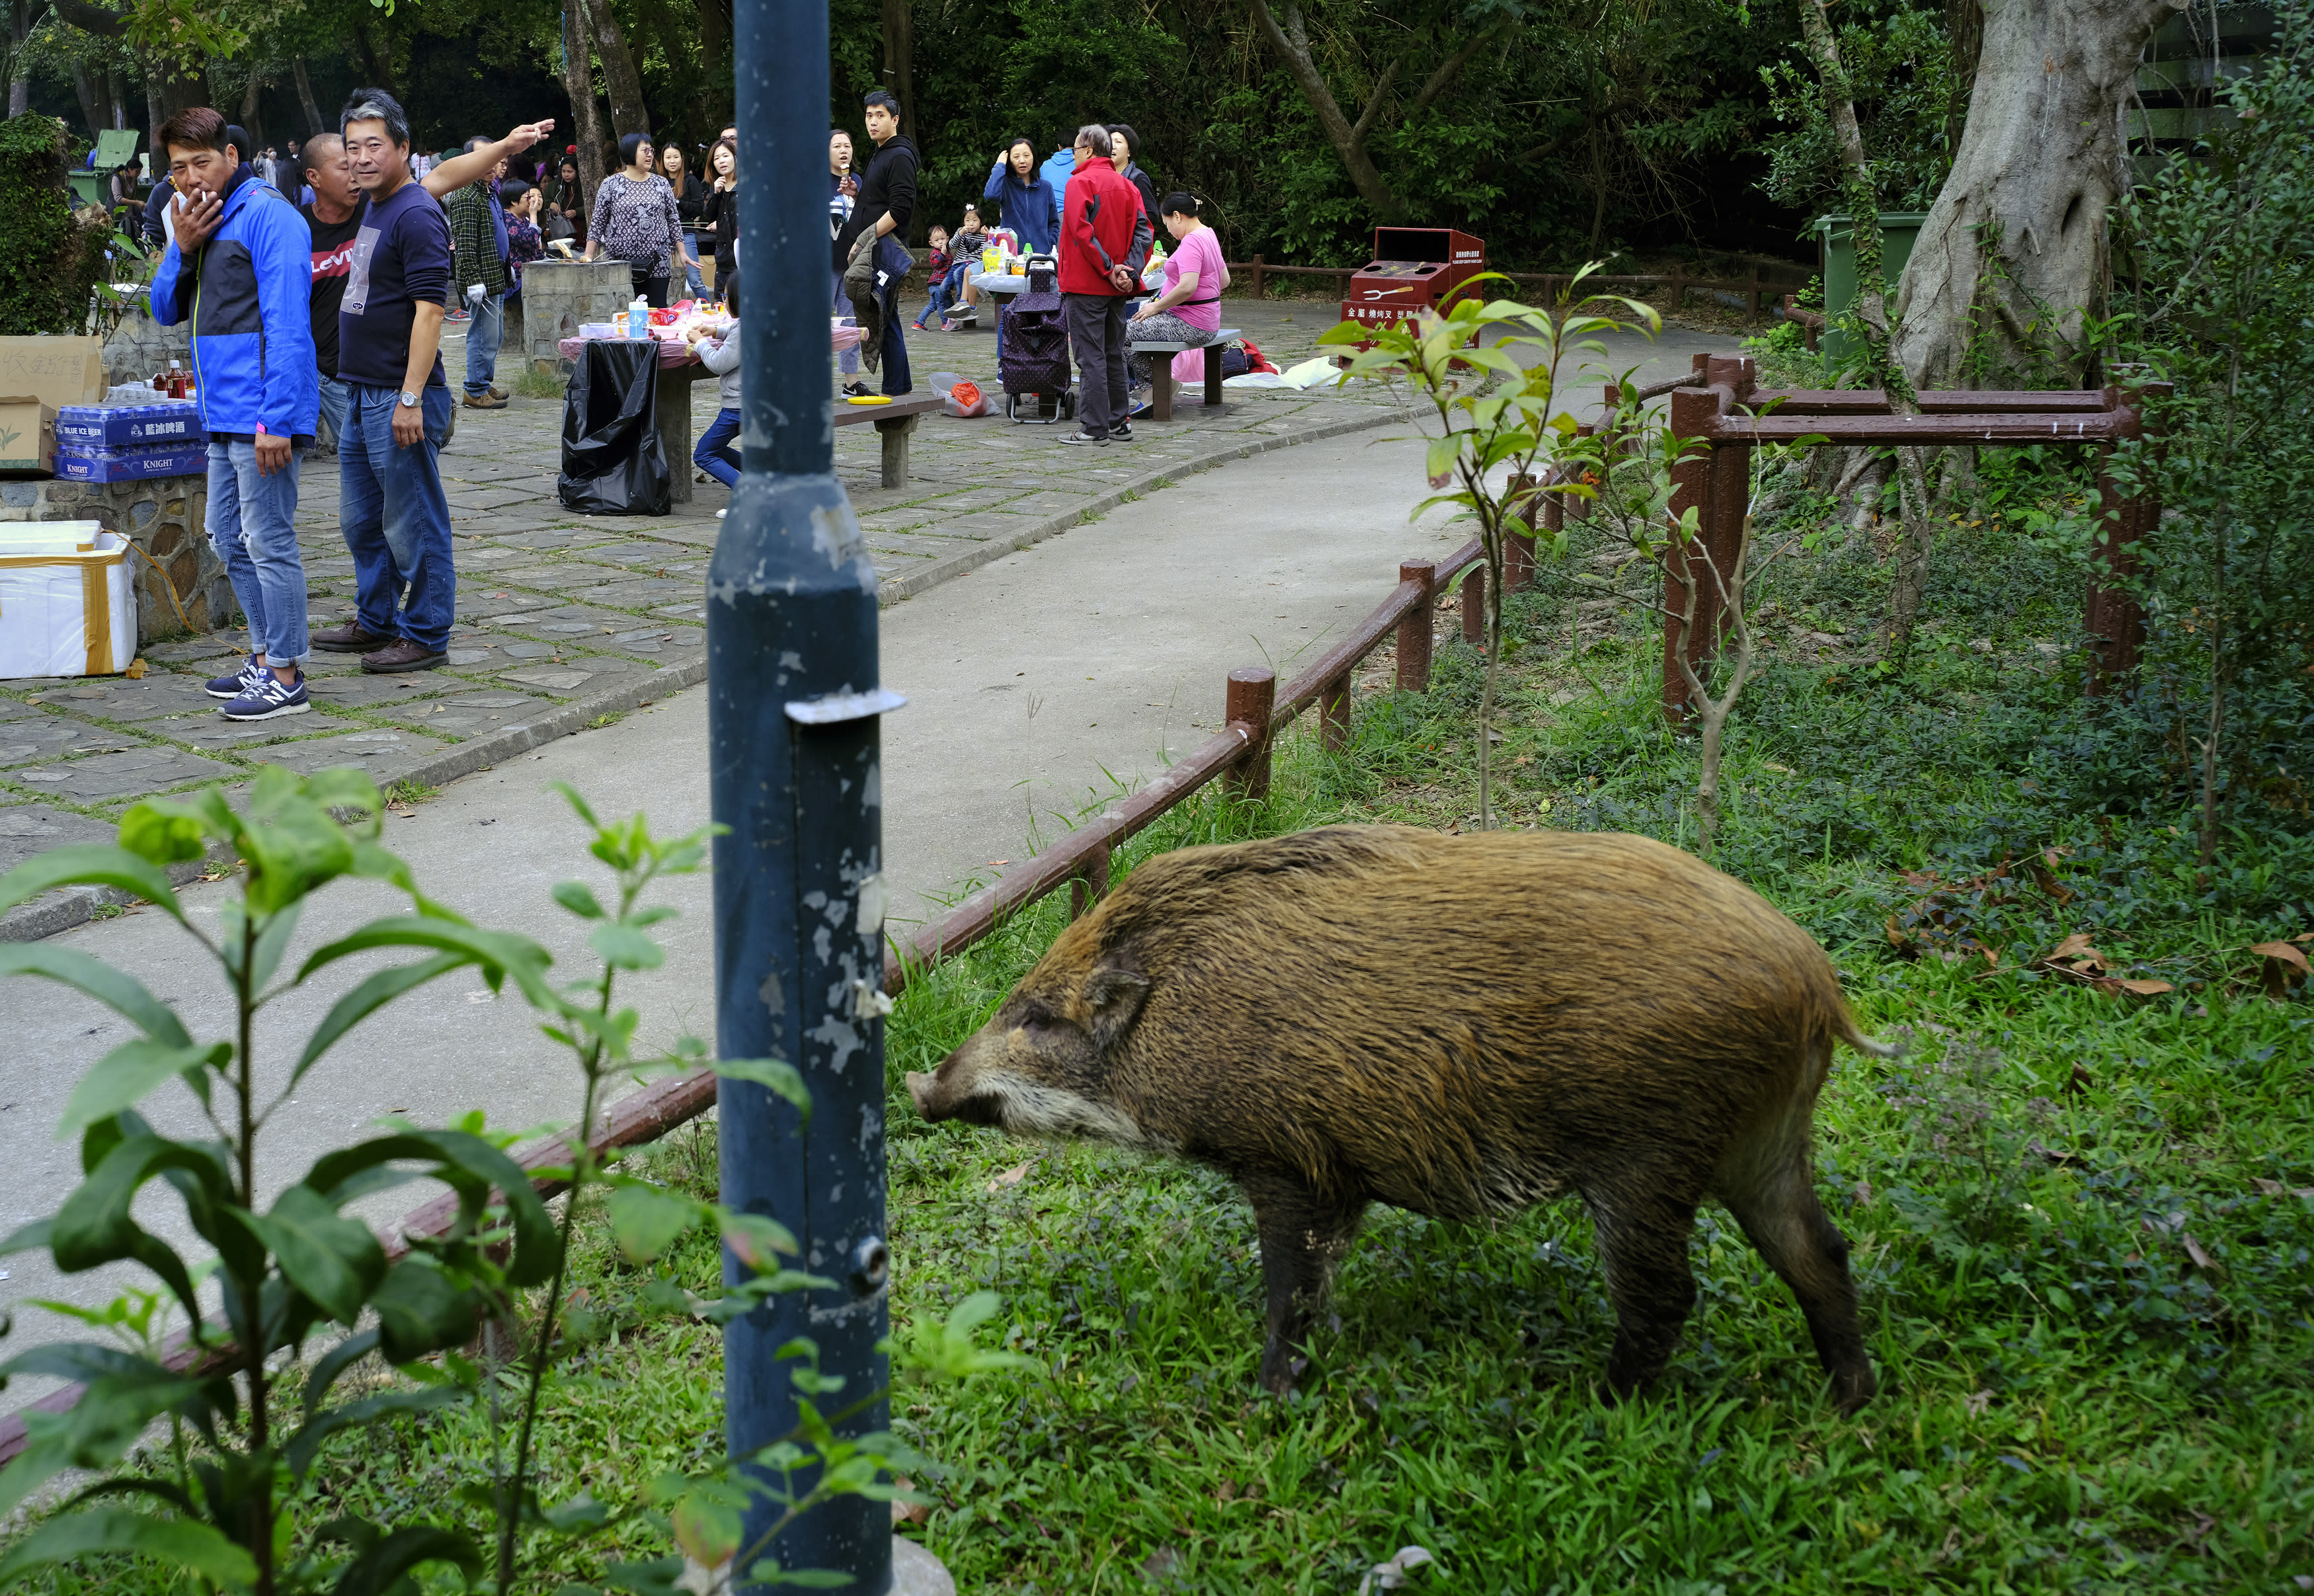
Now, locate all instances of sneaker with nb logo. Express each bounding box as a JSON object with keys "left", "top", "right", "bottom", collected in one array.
[
  {"left": 219, "top": 670, "right": 311, "bottom": 721},
  {"left": 206, "top": 655, "right": 265, "bottom": 699}
]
